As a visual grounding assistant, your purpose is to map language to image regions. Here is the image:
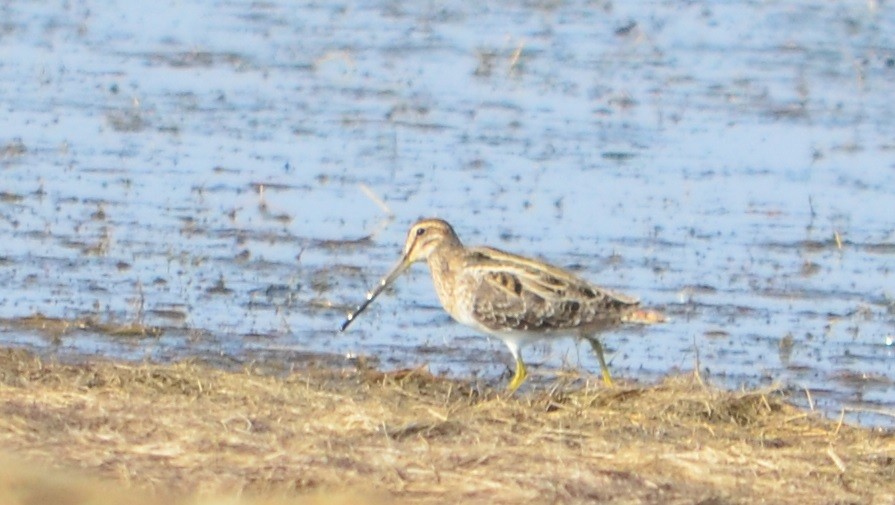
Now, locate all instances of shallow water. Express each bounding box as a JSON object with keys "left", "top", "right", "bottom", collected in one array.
[{"left": 1, "top": 1, "right": 893, "bottom": 426}]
